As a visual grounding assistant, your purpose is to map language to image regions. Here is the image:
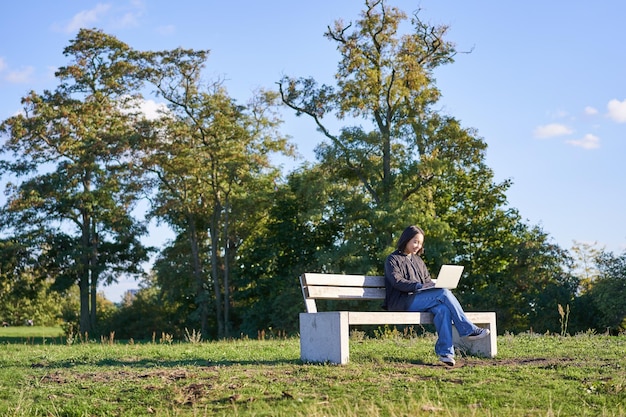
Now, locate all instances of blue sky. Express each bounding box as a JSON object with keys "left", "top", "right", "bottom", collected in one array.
[{"left": 2, "top": 1, "right": 625, "bottom": 301}]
